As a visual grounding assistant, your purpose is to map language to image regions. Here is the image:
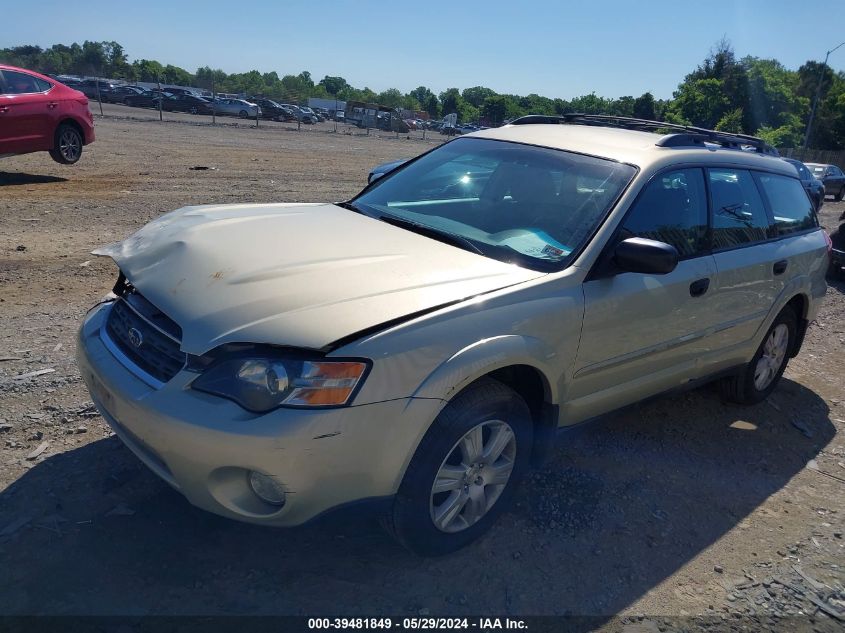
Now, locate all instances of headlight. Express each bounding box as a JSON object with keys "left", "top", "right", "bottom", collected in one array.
[{"left": 191, "top": 351, "right": 369, "bottom": 412}]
